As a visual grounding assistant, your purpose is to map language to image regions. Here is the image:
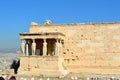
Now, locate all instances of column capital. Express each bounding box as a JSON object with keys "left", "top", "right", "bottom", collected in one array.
[
  {"left": 43, "top": 39, "right": 46, "bottom": 42},
  {"left": 60, "top": 40, "right": 62, "bottom": 43},
  {"left": 56, "top": 39, "right": 59, "bottom": 42},
  {"left": 32, "top": 39, "right": 35, "bottom": 43},
  {"left": 26, "top": 40, "right": 29, "bottom": 43},
  {"left": 21, "top": 39, "right": 24, "bottom": 43}
]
